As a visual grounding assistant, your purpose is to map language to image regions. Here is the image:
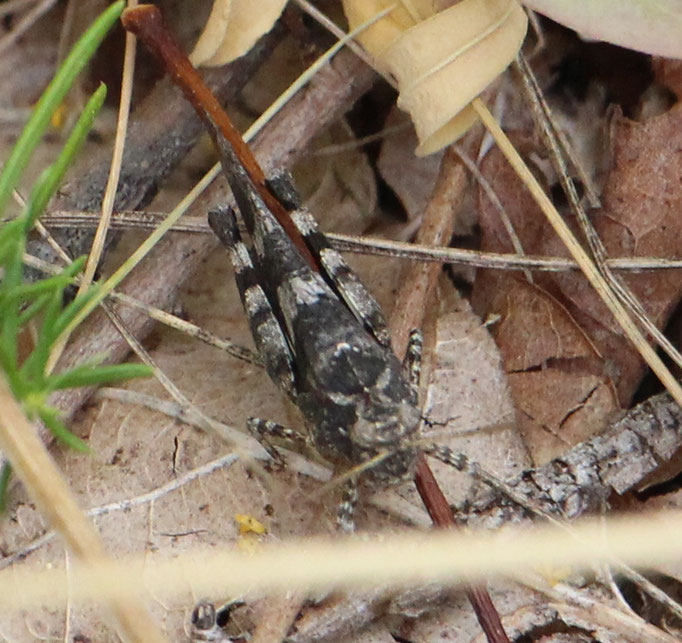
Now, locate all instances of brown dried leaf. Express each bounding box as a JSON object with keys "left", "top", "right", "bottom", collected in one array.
[
  {"left": 475, "top": 273, "right": 616, "bottom": 464},
  {"left": 473, "top": 103, "right": 682, "bottom": 464},
  {"left": 377, "top": 106, "right": 443, "bottom": 219}
]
